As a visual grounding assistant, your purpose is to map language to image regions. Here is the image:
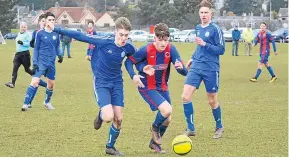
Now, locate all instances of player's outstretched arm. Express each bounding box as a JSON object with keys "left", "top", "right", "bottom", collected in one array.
[
  {"left": 53, "top": 27, "right": 106, "bottom": 46},
  {"left": 268, "top": 33, "right": 277, "bottom": 54}
]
